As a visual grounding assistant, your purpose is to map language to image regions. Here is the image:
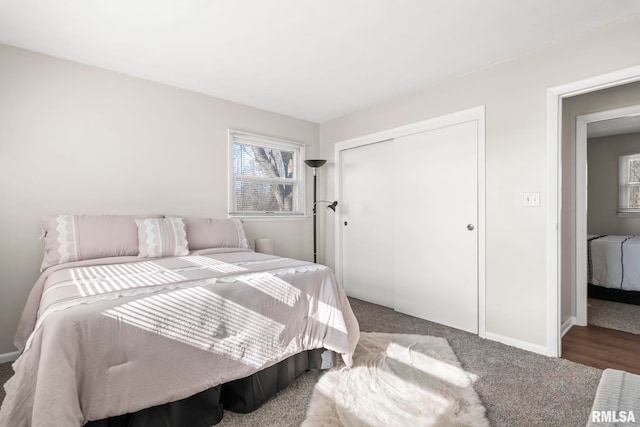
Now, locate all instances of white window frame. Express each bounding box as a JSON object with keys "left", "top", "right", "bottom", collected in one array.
[
  {"left": 618, "top": 152, "right": 640, "bottom": 216},
  {"left": 228, "top": 130, "right": 306, "bottom": 220}
]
